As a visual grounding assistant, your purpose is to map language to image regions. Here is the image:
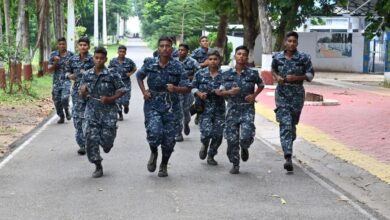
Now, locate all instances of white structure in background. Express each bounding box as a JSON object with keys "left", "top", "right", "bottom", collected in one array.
[
  {"left": 296, "top": 16, "right": 365, "bottom": 33},
  {"left": 67, "top": 0, "right": 75, "bottom": 52},
  {"left": 102, "top": 0, "right": 107, "bottom": 45},
  {"left": 94, "top": 0, "right": 99, "bottom": 46}
]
